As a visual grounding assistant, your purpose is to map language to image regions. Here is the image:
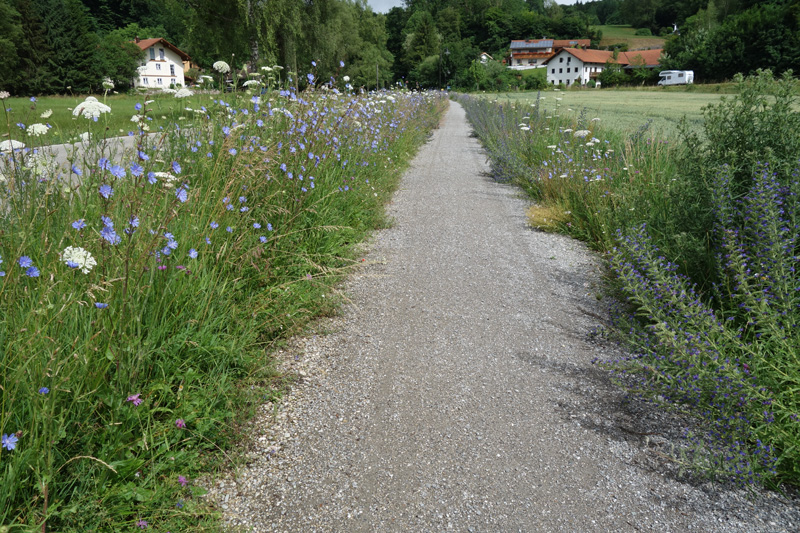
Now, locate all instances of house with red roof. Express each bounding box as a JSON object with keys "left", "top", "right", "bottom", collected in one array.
[
  {"left": 507, "top": 39, "right": 591, "bottom": 70},
  {"left": 543, "top": 48, "right": 663, "bottom": 86},
  {"left": 132, "top": 37, "right": 191, "bottom": 89}
]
